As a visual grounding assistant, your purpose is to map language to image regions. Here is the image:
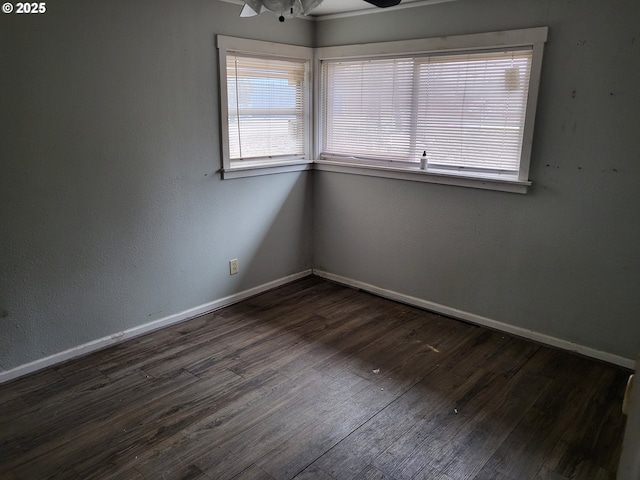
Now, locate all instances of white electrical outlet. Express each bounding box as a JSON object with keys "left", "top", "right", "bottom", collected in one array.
[{"left": 229, "top": 258, "right": 239, "bottom": 275}]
